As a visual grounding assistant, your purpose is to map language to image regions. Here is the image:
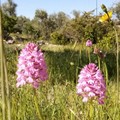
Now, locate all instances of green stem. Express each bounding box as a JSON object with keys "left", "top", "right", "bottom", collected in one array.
[
  {"left": 4, "top": 54, "right": 11, "bottom": 120},
  {"left": 0, "top": 4, "right": 6, "bottom": 120},
  {"left": 103, "top": 61, "right": 108, "bottom": 87},
  {"left": 88, "top": 48, "right": 91, "bottom": 63},
  {"left": 113, "top": 26, "right": 119, "bottom": 116},
  {"left": 113, "top": 26, "right": 119, "bottom": 93},
  {"left": 33, "top": 89, "right": 43, "bottom": 120}
]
